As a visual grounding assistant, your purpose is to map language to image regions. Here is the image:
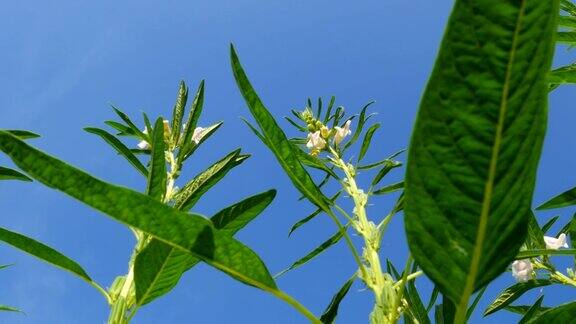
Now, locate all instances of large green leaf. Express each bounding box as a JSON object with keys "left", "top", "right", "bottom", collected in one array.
[
  {"left": 484, "top": 280, "right": 551, "bottom": 316},
  {"left": 230, "top": 45, "right": 331, "bottom": 212},
  {"left": 404, "top": 0, "right": 558, "bottom": 318},
  {"left": 526, "top": 302, "right": 576, "bottom": 324},
  {"left": 0, "top": 226, "right": 92, "bottom": 283},
  {"left": 0, "top": 131, "right": 277, "bottom": 292},
  {"left": 134, "top": 190, "right": 276, "bottom": 306},
  {"left": 0, "top": 166, "right": 31, "bottom": 182}
]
